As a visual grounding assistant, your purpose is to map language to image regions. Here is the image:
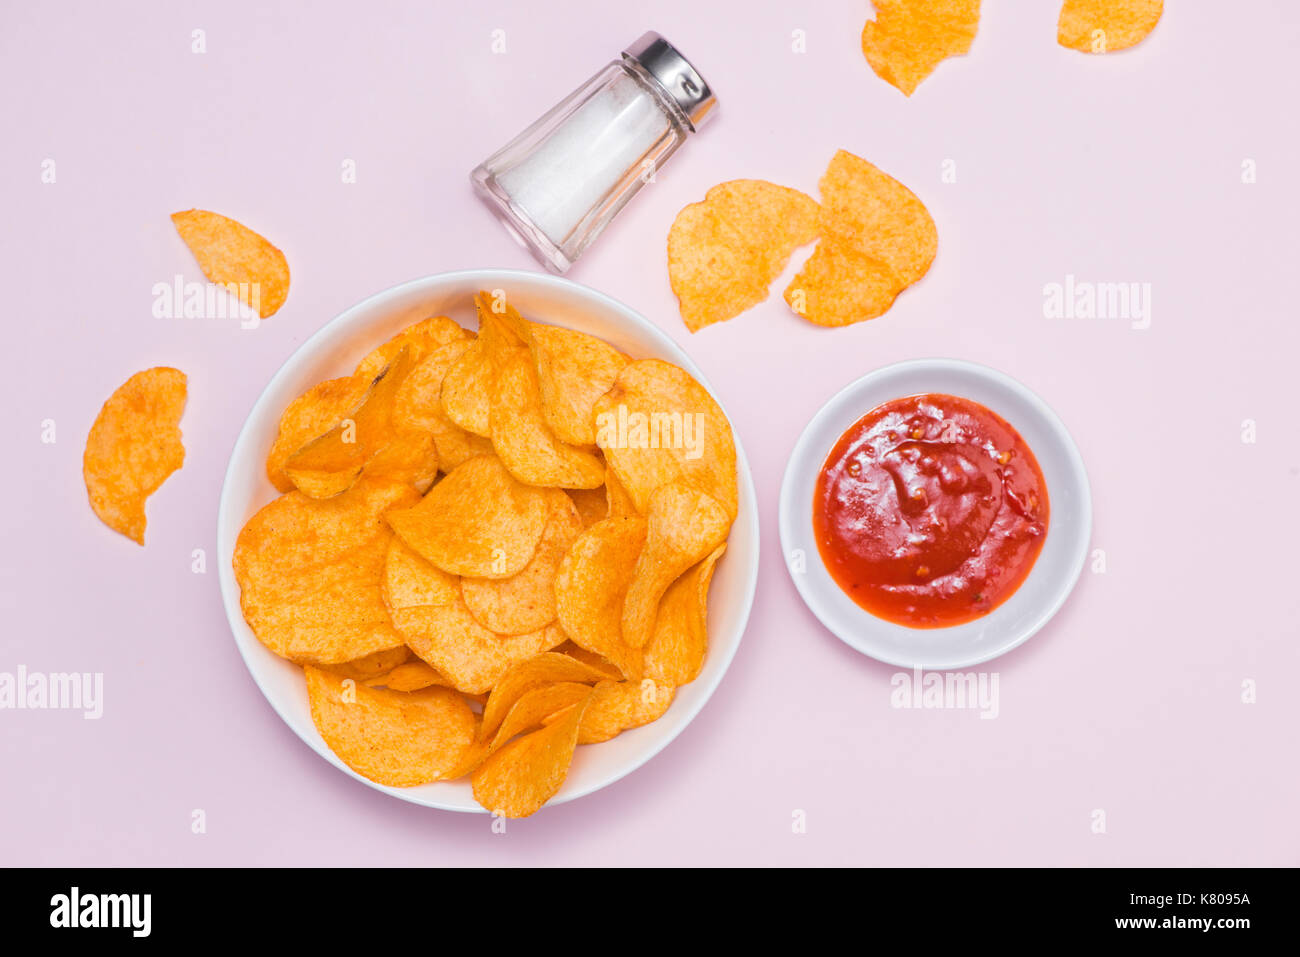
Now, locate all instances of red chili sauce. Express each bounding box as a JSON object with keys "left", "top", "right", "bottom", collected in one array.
[{"left": 813, "top": 394, "right": 1049, "bottom": 628}]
